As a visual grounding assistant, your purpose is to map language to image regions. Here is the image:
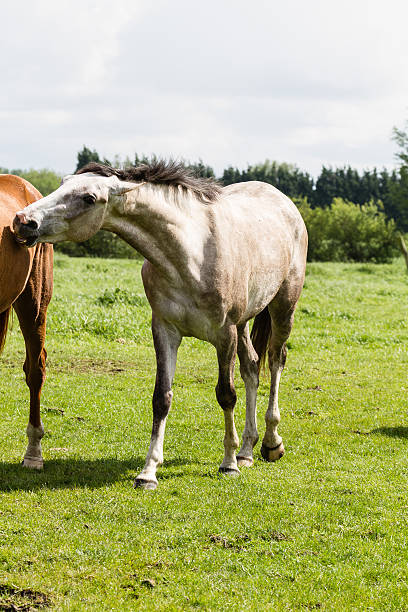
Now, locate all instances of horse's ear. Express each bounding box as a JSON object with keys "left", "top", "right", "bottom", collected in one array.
[
  {"left": 23, "top": 183, "right": 42, "bottom": 205},
  {"left": 111, "top": 180, "right": 141, "bottom": 195}
]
